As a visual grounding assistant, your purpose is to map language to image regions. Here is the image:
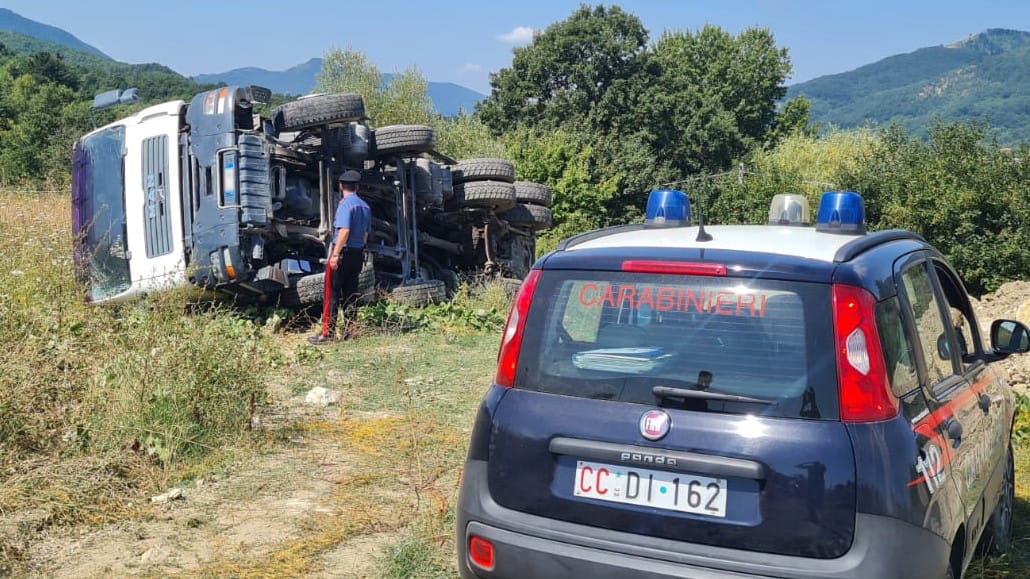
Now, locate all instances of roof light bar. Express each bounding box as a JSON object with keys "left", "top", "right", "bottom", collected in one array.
[
  {"left": 768, "top": 194, "right": 811, "bottom": 226},
  {"left": 644, "top": 189, "right": 691, "bottom": 228},
  {"left": 816, "top": 191, "right": 866, "bottom": 235}
]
